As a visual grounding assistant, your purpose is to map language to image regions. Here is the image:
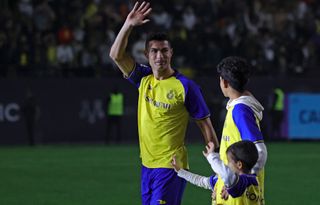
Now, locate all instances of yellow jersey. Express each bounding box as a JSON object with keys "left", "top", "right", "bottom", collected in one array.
[
  {"left": 128, "top": 64, "right": 210, "bottom": 169},
  {"left": 215, "top": 98, "right": 265, "bottom": 205}
]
